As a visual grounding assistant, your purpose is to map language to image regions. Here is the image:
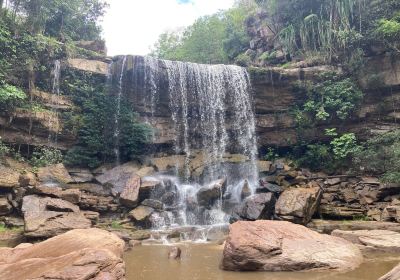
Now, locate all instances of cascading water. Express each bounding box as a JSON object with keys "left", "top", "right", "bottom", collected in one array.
[
  {"left": 48, "top": 60, "right": 61, "bottom": 143},
  {"left": 112, "top": 56, "right": 127, "bottom": 165},
  {"left": 113, "top": 56, "right": 259, "bottom": 236}
]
